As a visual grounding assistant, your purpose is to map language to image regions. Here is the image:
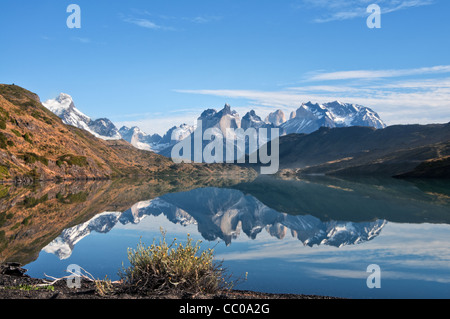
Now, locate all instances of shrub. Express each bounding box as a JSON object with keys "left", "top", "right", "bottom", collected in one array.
[
  {"left": 18, "top": 153, "right": 48, "bottom": 166},
  {"left": 11, "top": 129, "right": 22, "bottom": 137},
  {"left": 0, "top": 165, "right": 9, "bottom": 179},
  {"left": 57, "top": 191, "right": 88, "bottom": 204},
  {"left": 21, "top": 194, "right": 47, "bottom": 208},
  {"left": 0, "top": 133, "right": 8, "bottom": 149},
  {"left": 57, "top": 155, "right": 88, "bottom": 167},
  {"left": 22, "top": 133, "right": 32, "bottom": 144},
  {"left": 119, "top": 229, "right": 234, "bottom": 295}
]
